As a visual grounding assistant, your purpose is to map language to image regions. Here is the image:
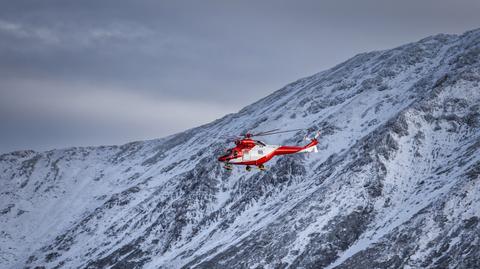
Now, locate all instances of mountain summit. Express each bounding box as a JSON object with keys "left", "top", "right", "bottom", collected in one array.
[{"left": 1, "top": 29, "right": 480, "bottom": 269}]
